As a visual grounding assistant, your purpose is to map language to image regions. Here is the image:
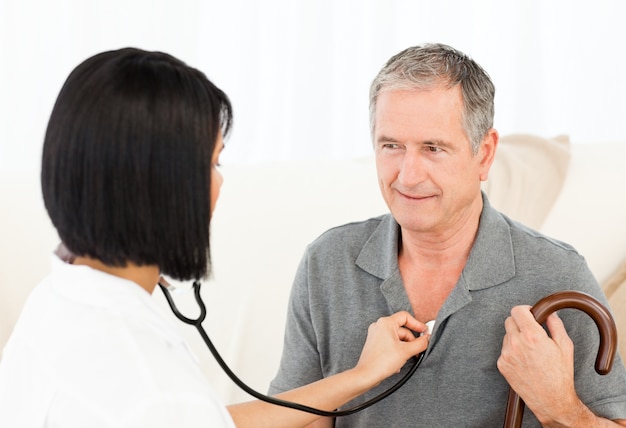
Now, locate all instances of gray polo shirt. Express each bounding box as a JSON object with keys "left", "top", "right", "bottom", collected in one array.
[{"left": 270, "top": 196, "right": 626, "bottom": 427}]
